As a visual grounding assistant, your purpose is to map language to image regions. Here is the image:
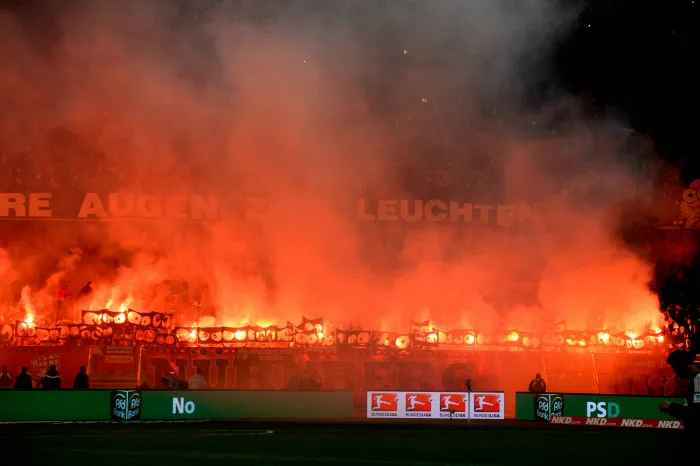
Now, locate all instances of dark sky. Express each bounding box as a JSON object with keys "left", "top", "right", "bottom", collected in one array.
[{"left": 556, "top": 0, "right": 699, "bottom": 180}]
